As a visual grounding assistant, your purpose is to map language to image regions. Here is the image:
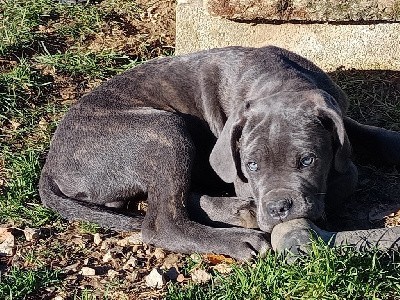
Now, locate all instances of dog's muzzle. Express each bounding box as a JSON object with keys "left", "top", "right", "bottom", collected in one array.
[
  {"left": 266, "top": 197, "right": 293, "bottom": 220},
  {"left": 257, "top": 188, "right": 314, "bottom": 232}
]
